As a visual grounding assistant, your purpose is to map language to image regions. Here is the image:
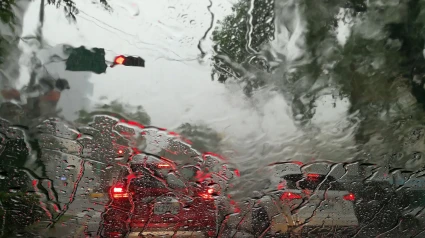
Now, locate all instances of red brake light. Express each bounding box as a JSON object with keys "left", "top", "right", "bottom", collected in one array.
[
  {"left": 280, "top": 192, "right": 302, "bottom": 200},
  {"left": 200, "top": 188, "right": 216, "bottom": 200},
  {"left": 200, "top": 193, "right": 213, "bottom": 199},
  {"left": 157, "top": 164, "right": 171, "bottom": 168},
  {"left": 199, "top": 193, "right": 214, "bottom": 200},
  {"left": 111, "top": 186, "right": 129, "bottom": 199},
  {"left": 307, "top": 174, "right": 320, "bottom": 180},
  {"left": 343, "top": 193, "right": 355, "bottom": 201}
]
